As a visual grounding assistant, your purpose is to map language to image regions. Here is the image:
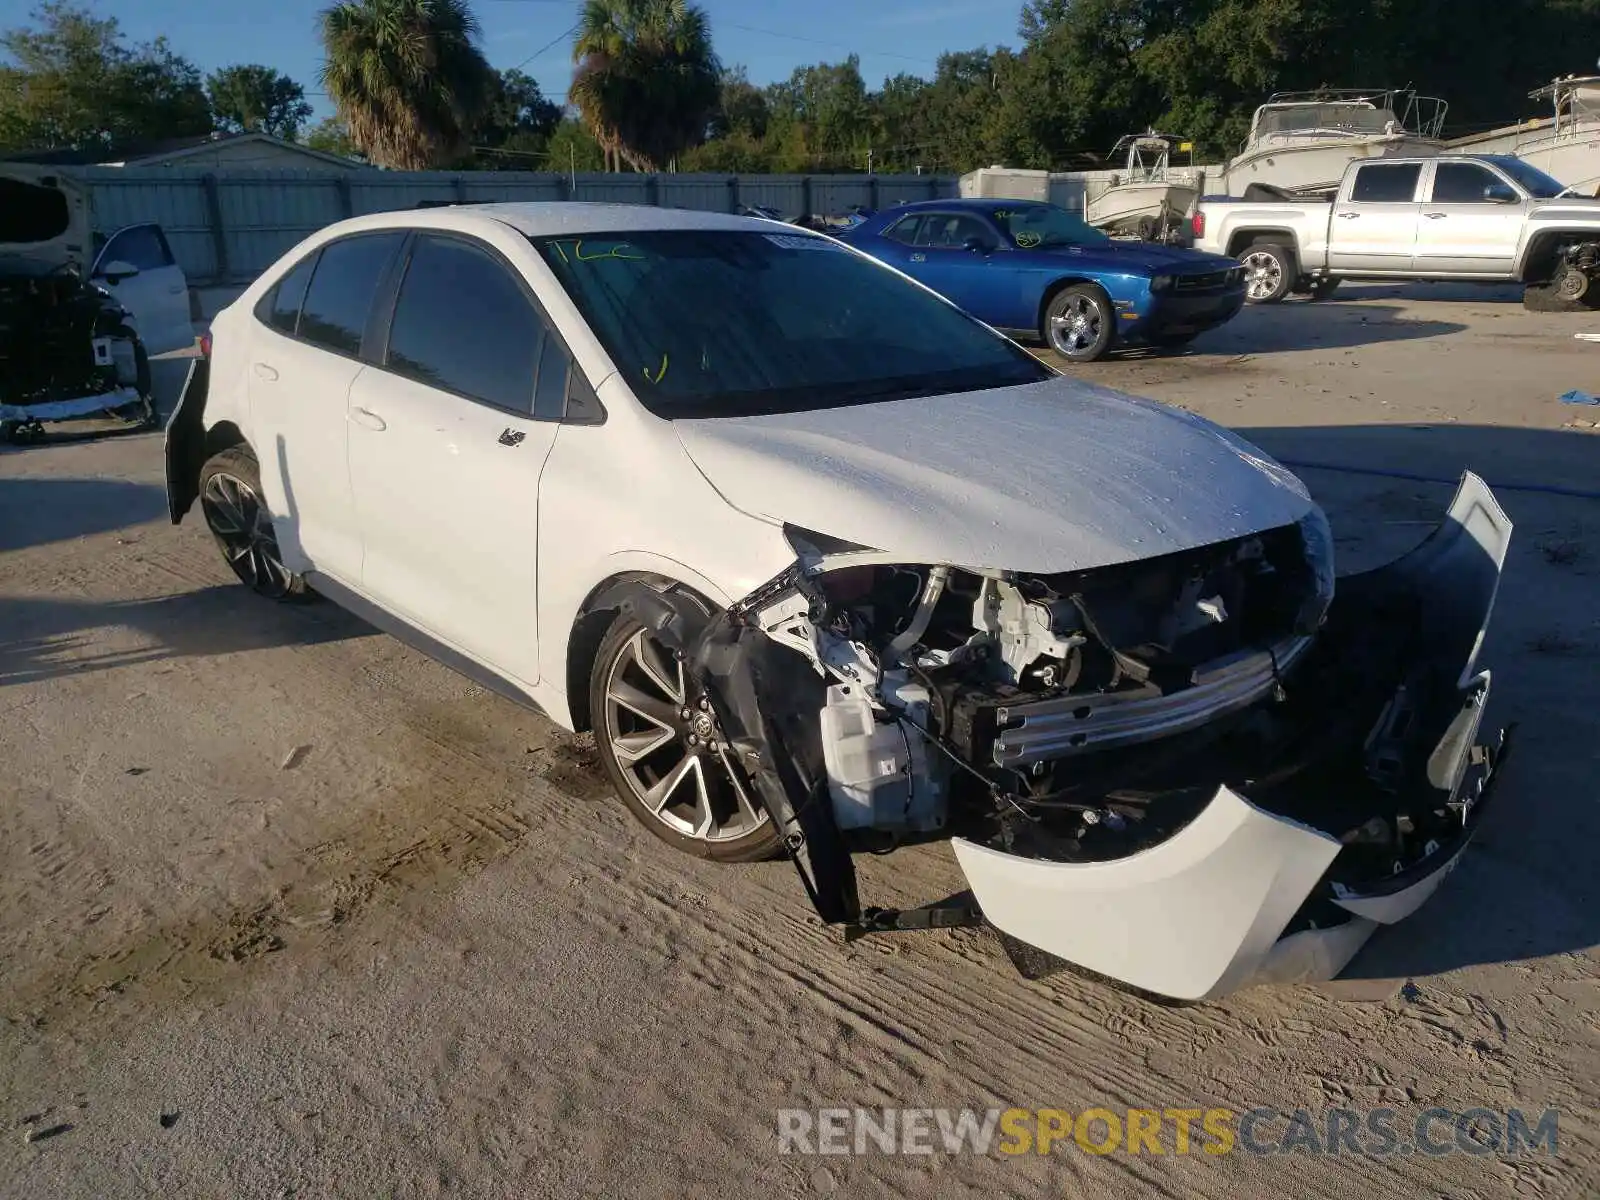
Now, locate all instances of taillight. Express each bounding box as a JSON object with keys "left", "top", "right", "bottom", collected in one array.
[
  {"left": 1191, "top": 210, "right": 1206, "bottom": 239},
  {"left": 199, "top": 330, "right": 212, "bottom": 358}
]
